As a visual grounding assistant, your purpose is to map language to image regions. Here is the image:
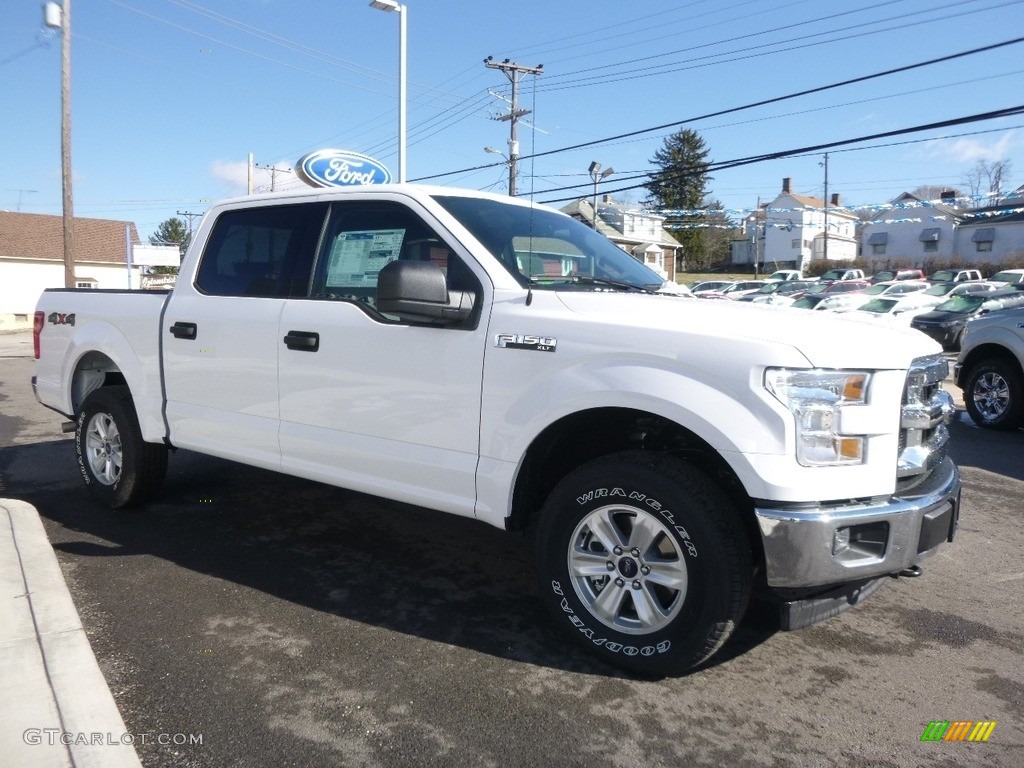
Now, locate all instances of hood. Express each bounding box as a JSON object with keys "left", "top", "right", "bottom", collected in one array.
[
  {"left": 912, "top": 309, "right": 971, "bottom": 324},
  {"left": 555, "top": 291, "right": 941, "bottom": 370}
]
